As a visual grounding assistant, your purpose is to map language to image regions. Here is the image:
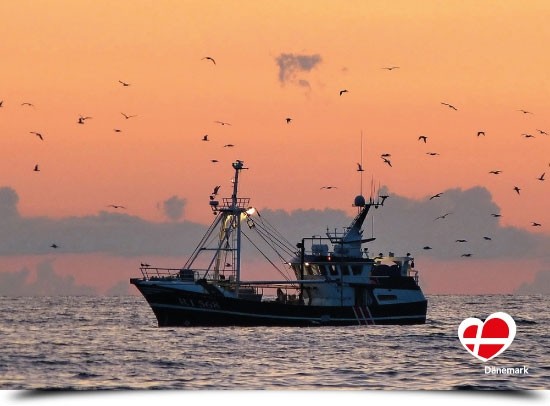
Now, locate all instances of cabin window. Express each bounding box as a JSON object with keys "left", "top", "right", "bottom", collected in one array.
[
  {"left": 377, "top": 294, "right": 397, "bottom": 301},
  {"left": 351, "top": 264, "right": 363, "bottom": 275}
]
